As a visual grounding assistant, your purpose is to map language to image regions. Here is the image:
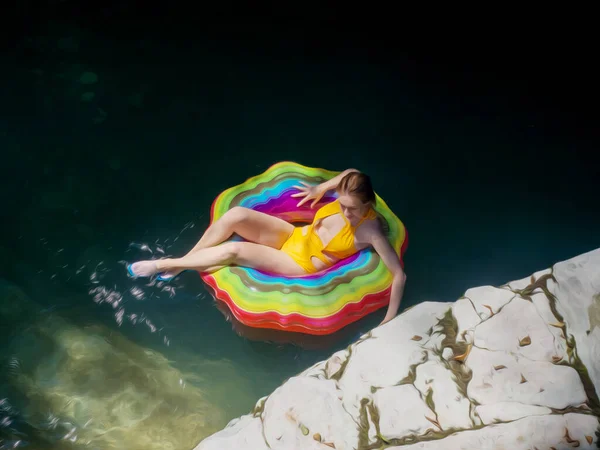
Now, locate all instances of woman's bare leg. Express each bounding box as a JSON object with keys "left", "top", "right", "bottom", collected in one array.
[
  {"left": 130, "top": 241, "right": 306, "bottom": 277},
  {"left": 187, "top": 207, "right": 294, "bottom": 252},
  {"left": 158, "top": 207, "right": 294, "bottom": 279}
]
